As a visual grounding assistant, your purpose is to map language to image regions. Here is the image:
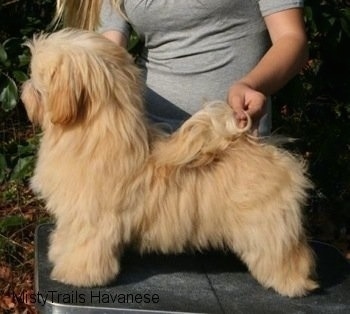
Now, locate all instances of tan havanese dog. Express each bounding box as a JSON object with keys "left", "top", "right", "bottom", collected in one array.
[{"left": 21, "top": 29, "right": 318, "bottom": 297}]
